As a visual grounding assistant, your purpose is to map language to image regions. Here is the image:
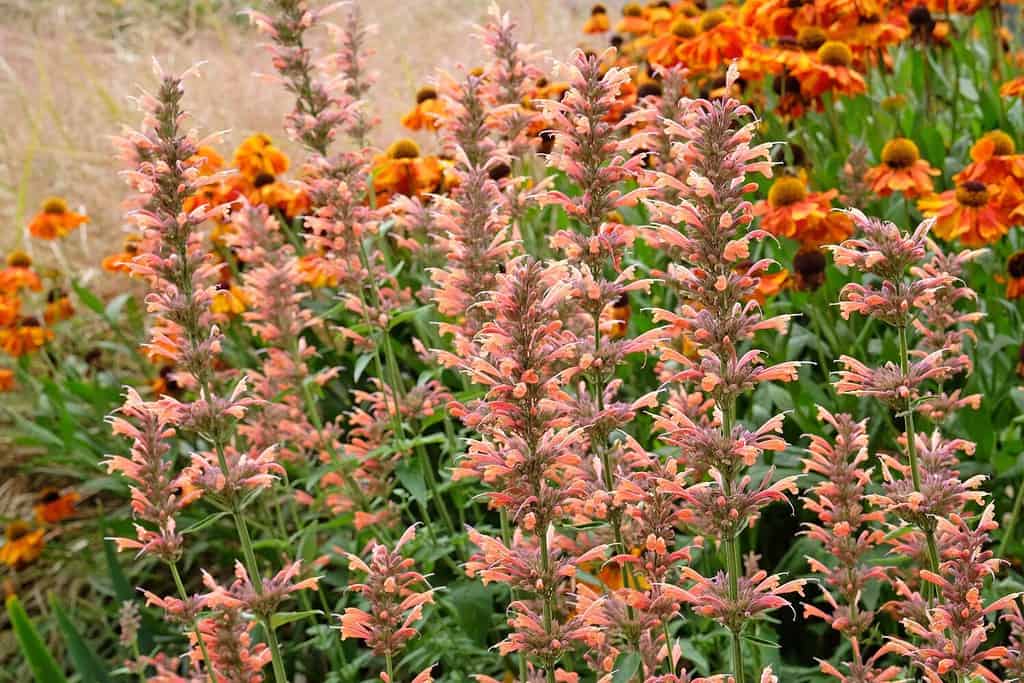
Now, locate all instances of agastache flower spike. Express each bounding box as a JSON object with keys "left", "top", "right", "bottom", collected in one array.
[
  {"left": 340, "top": 526, "right": 435, "bottom": 680},
  {"left": 644, "top": 65, "right": 799, "bottom": 683},
  {"left": 800, "top": 408, "right": 893, "bottom": 682}
]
